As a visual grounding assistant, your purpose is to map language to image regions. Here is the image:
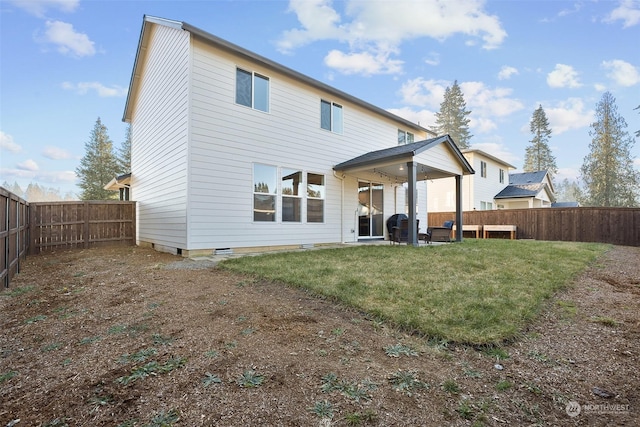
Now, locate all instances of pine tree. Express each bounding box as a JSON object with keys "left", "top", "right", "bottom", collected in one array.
[
  {"left": 579, "top": 92, "right": 639, "bottom": 207},
  {"left": 75, "top": 118, "right": 120, "bottom": 200},
  {"left": 554, "top": 178, "right": 581, "bottom": 203},
  {"left": 117, "top": 124, "right": 132, "bottom": 174},
  {"left": 523, "top": 105, "right": 557, "bottom": 181},
  {"left": 431, "top": 80, "right": 472, "bottom": 149}
]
